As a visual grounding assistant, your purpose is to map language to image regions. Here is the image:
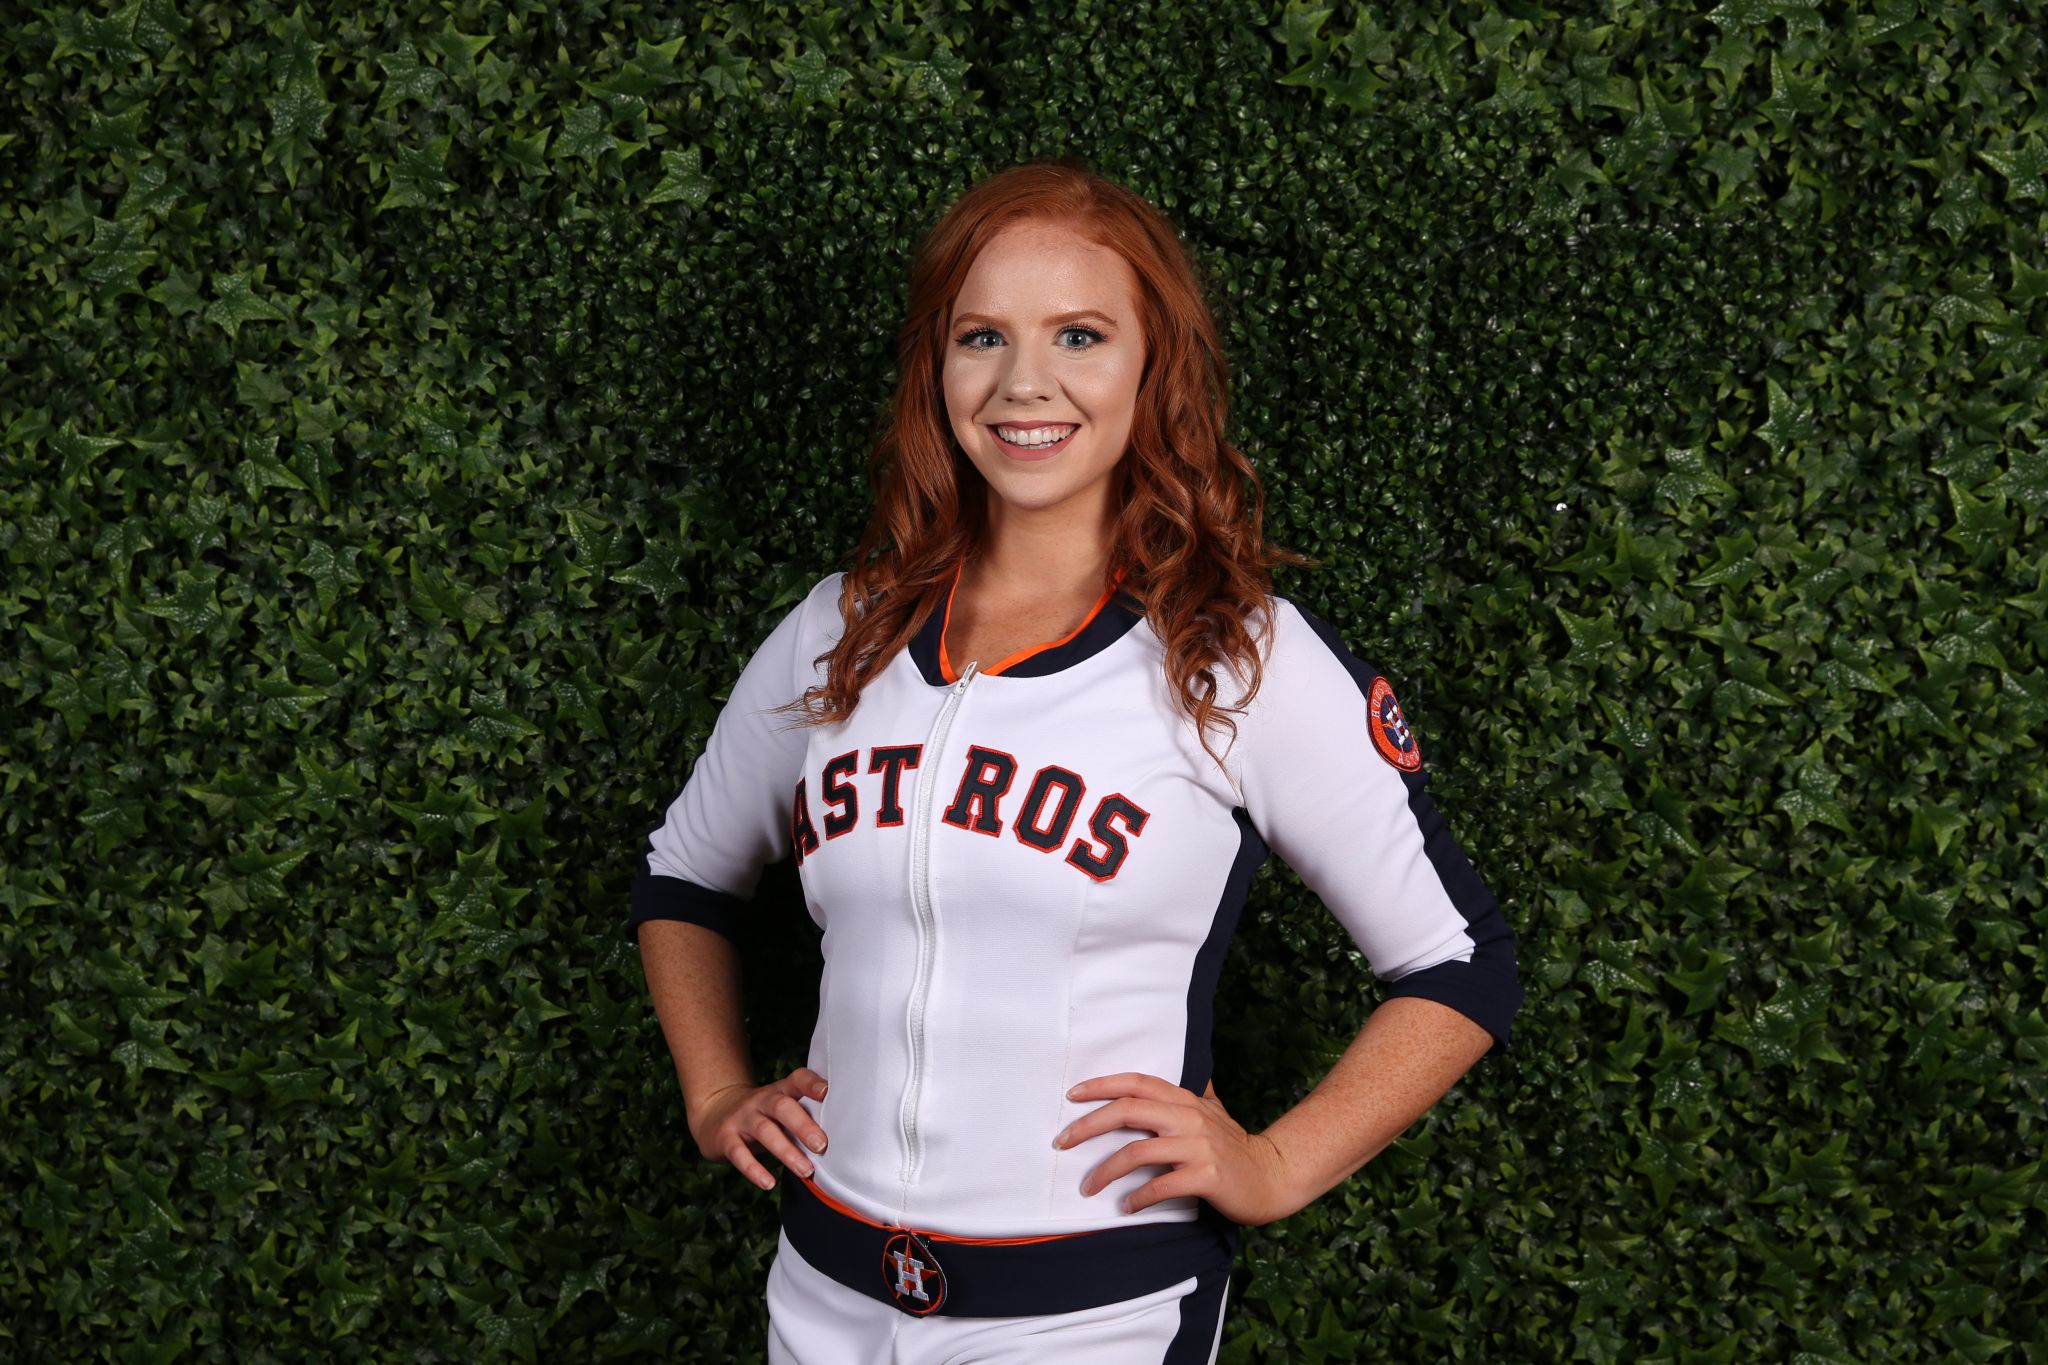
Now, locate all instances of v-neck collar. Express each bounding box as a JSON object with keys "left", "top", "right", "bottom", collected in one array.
[{"left": 907, "top": 555, "right": 1144, "bottom": 685}]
